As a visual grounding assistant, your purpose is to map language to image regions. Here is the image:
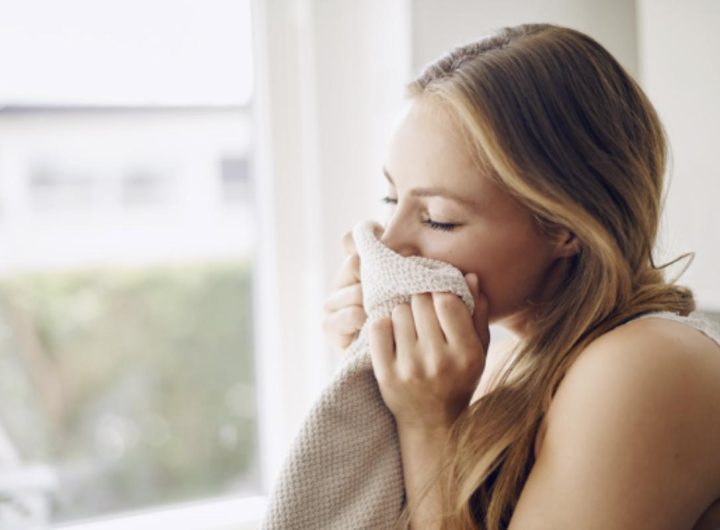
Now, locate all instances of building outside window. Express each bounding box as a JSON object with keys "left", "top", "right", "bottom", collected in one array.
[{"left": 0, "top": 1, "right": 261, "bottom": 527}]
